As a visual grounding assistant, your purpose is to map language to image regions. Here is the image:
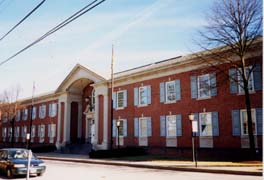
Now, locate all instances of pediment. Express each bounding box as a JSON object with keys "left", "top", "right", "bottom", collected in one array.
[{"left": 56, "top": 64, "right": 106, "bottom": 93}]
